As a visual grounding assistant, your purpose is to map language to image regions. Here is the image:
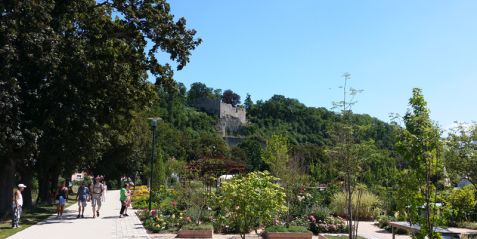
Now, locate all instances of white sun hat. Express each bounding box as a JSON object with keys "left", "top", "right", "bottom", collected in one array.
[{"left": 18, "top": 184, "right": 27, "bottom": 188}]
